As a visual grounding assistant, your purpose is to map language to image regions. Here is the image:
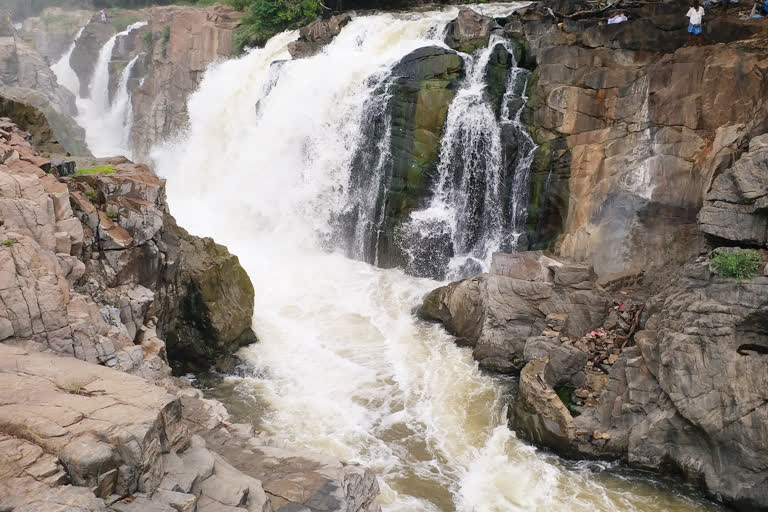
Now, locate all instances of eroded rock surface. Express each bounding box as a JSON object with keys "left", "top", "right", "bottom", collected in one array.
[{"left": 699, "top": 133, "right": 768, "bottom": 247}]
